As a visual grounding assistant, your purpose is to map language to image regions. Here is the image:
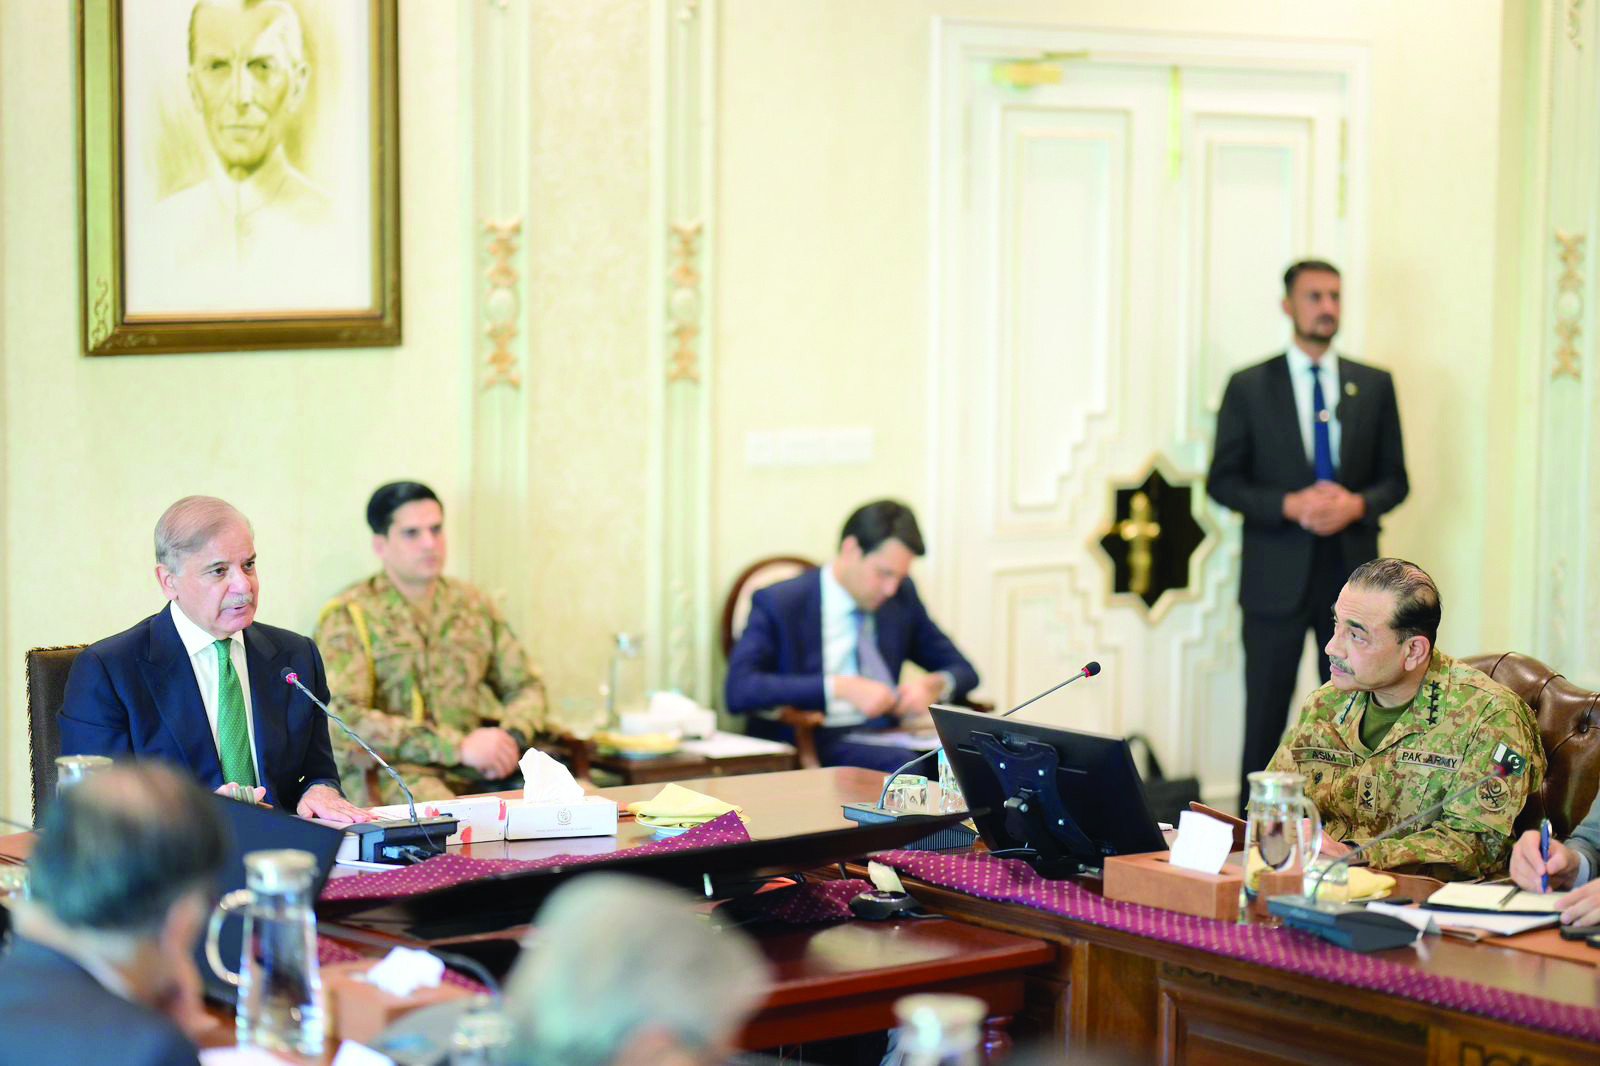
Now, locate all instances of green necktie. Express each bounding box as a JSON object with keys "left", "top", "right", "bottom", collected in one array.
[{"left": 213, "top": 639, "right": 257, "bottom": 788}]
